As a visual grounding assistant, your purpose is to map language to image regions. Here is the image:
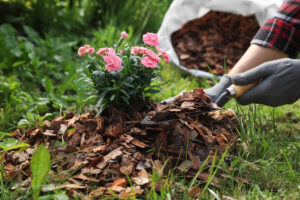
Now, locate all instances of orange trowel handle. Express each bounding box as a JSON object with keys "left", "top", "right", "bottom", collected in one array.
[{"left": 231, "top": 81, "right": 259, "bottom": 98}]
